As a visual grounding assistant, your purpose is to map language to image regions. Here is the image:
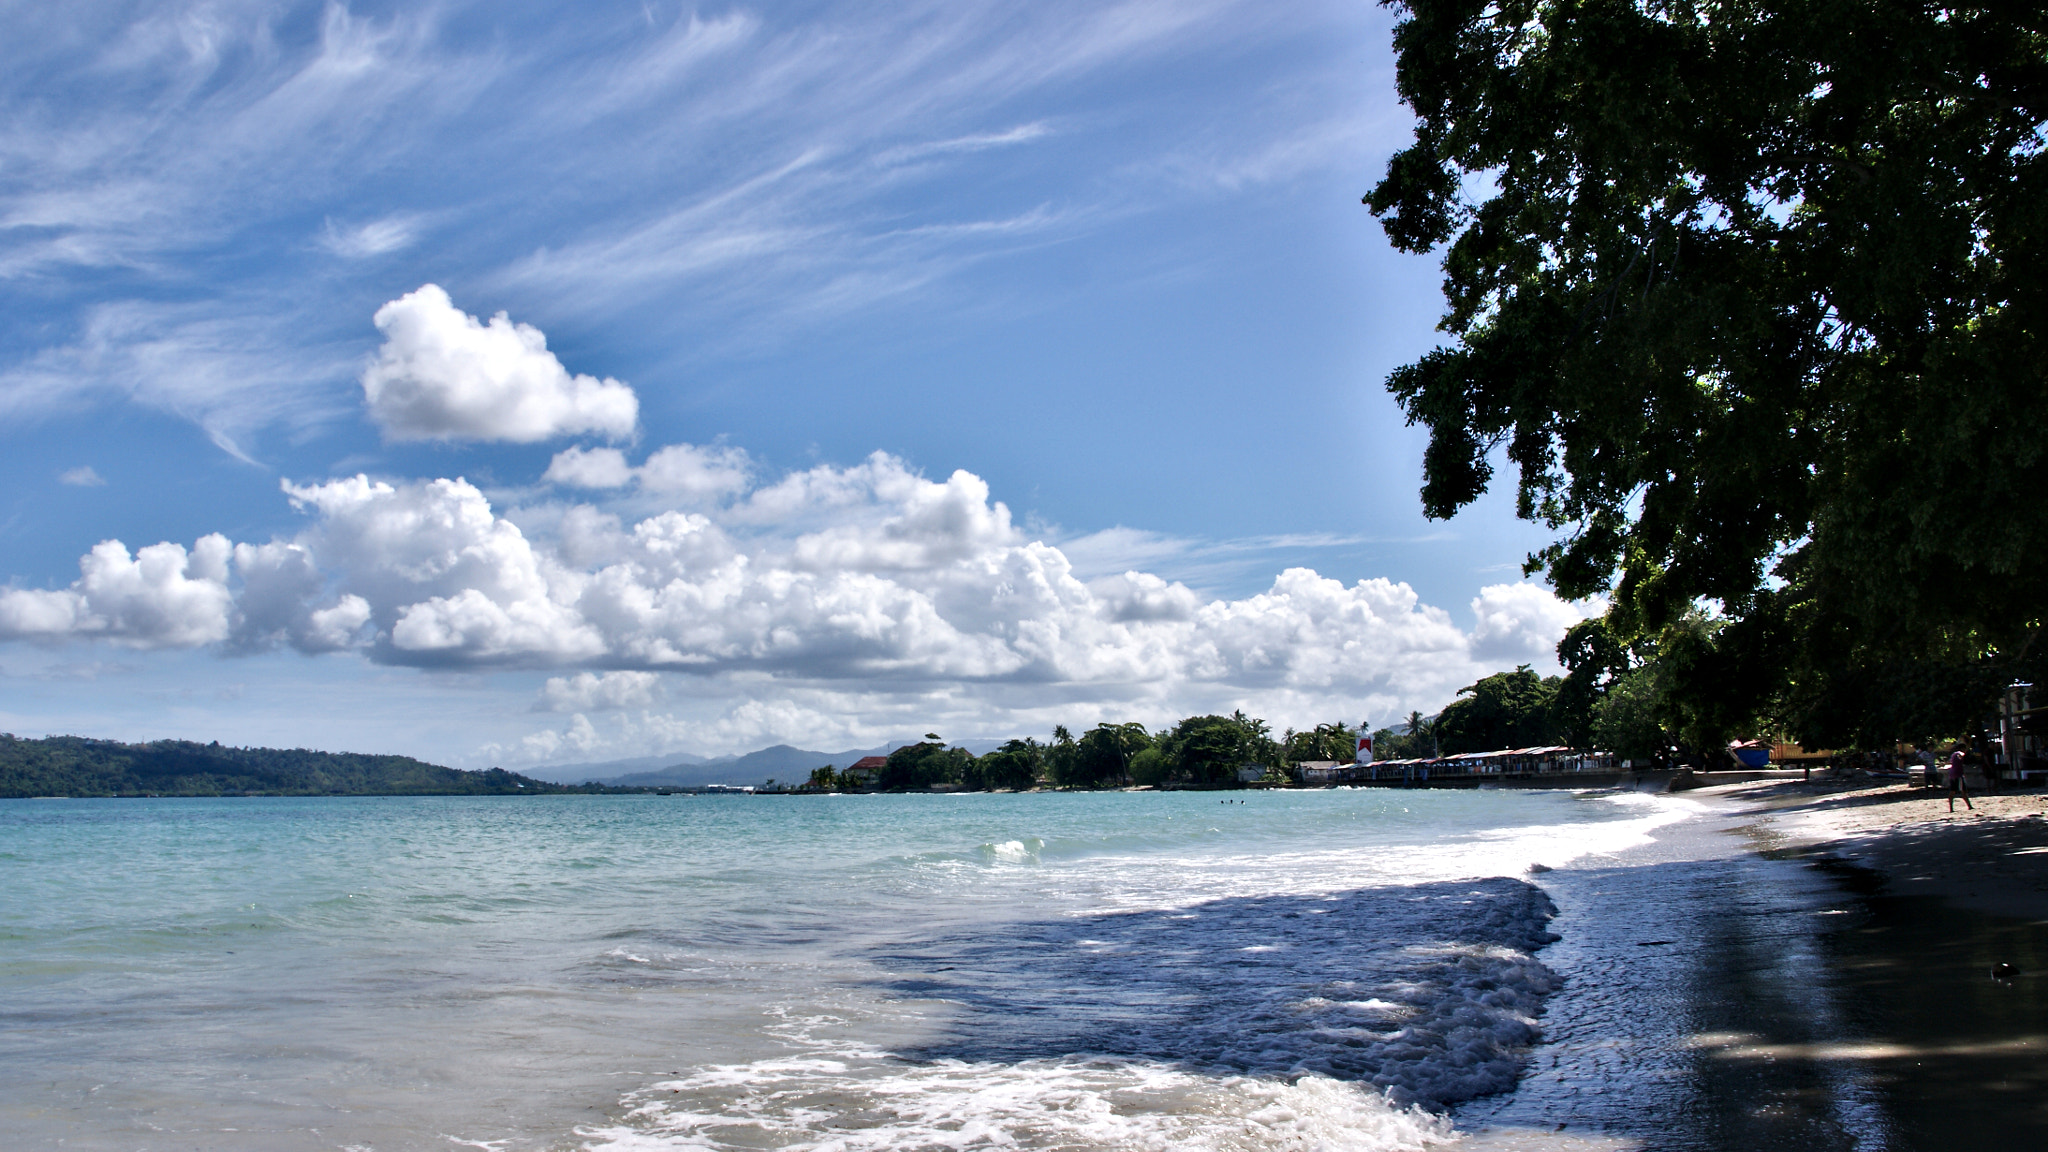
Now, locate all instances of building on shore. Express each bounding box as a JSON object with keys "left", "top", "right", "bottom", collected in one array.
[
  {"left": 1295, "top": 760, "right": 1351, "bottom": 784},
  {"left": 1304, "top": 747, "right": 1617, "bottom": 785},
  {"left": 841, "top": 756, "right": 888, "bottom": 787}
]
